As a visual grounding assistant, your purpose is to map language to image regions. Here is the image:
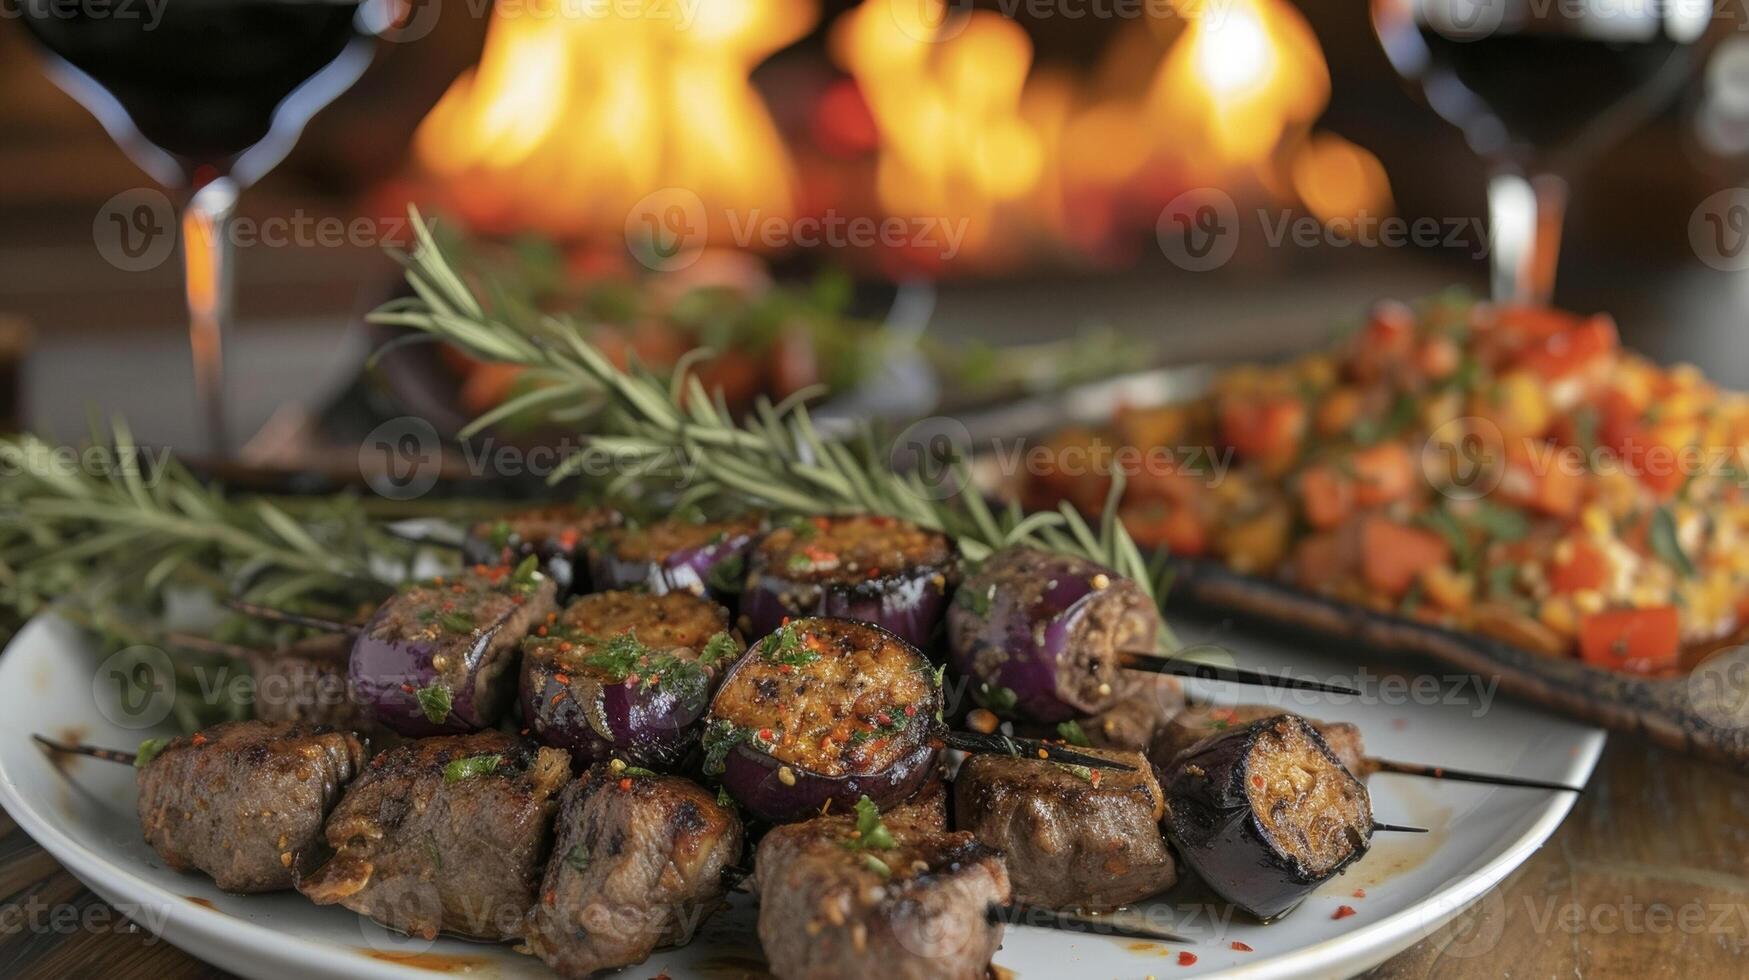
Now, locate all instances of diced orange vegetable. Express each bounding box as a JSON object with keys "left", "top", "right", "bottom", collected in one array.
[
  {"left": 1218, "top": 504, "right": 1291, "bottom": 574},
  {"left": 1219, "top": 396, "right": 1306, "bottom": 470},
  {"left": 1419, "top": 564, "right": 1474, "bottom": 613},
  {"left": 1119, "top": 502, "right": 1208, "bottom": 558},
  {"left": 1550, "top": 538, "right": 1608, "bottom": 594},
  {"left": 1298, "top": 465, "right": 1352, "bottom": 530},
  {"left": 1477, "top": 370, "right": 1552, "bottom": 442},
  {"left": 1498, "top": 448, "right": 1585, "bottom": 518},
  {"left": 1518, "top": 316, "right": 1618, "bottom": 379},
  {"left": 1350, "top": 442, "right": 1416, "bottom": 507},
  {"left": 1315, "top": 387, "right": 1364, "bottom": 438},
  {"left": 1578, "top": 607, "right": 1680, "bottom": 673},
  {"left": 1416, "top": 335, "right": 1460, "bottom": 380},
  {"left": 1359, "top": 517, "right": 1451, "bottom": 598}
]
